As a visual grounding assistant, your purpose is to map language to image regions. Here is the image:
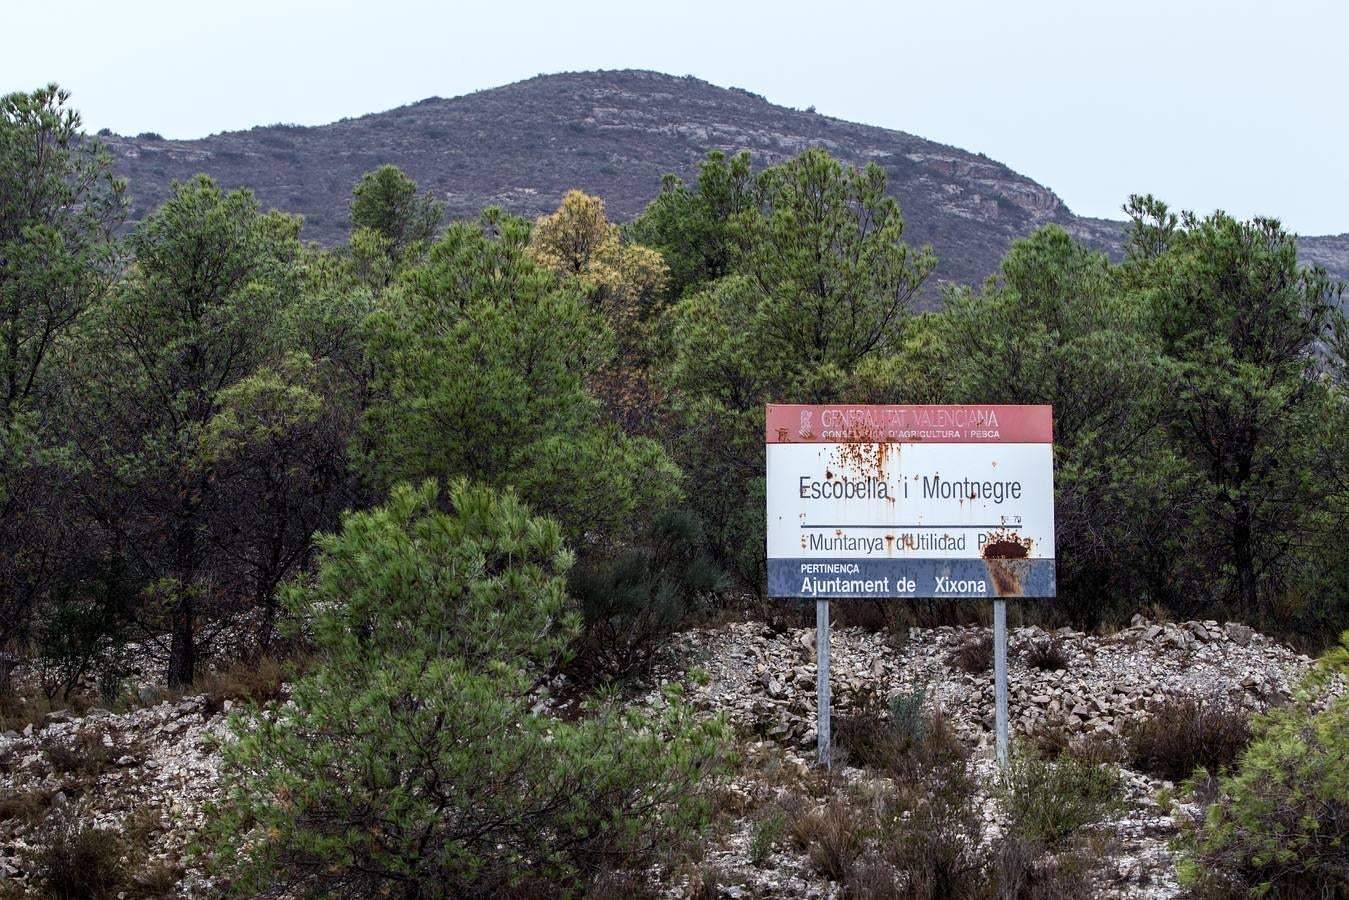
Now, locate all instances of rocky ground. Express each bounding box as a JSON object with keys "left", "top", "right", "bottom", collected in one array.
[
  {"left": 0, "top": 616, "right": 1316, "bottom": 897},
  {"left": 645, "top": 616, "right": 1309, "bottom": 898},
  {"left": 664, "top": 616, "right": 1298, "bottom": 752}
]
